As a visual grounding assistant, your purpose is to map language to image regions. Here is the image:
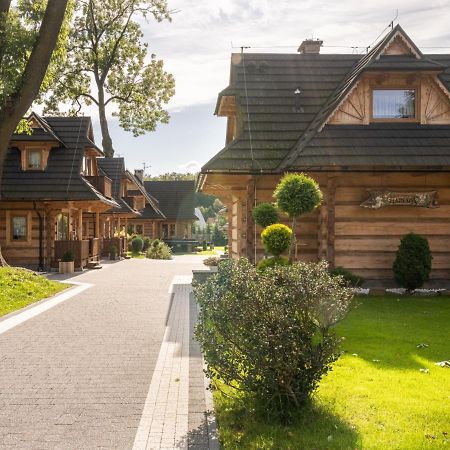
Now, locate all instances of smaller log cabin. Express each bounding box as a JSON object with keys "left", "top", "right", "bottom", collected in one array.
[
  {"left": 128, "top": 180, "right": 196, "bottom": 247},
  {"left": 199, "top": 25, "right": 450, "bottom": 281},
  {"left": 0, "top": 113, "right": 117, "bottom": 269}
]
